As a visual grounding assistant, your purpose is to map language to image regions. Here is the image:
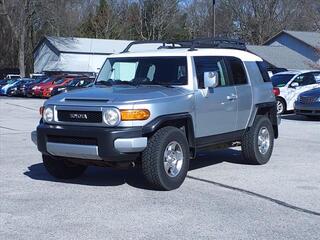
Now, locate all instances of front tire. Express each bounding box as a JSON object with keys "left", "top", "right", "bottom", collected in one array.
[
  {"left": 142, "top": 126, "right": 190, "bottom": 190},
  {"left": 241, "top": 116, "right": 274, "bottom": 165},
  {"left": 43, "top": 155, "right": 87, "bottom": 179}
]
